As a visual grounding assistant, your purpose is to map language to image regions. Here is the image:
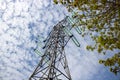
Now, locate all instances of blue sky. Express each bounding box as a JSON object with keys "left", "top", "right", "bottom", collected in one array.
[{"left": 0, "top": 0, "right": 120, "bottom": 80}]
